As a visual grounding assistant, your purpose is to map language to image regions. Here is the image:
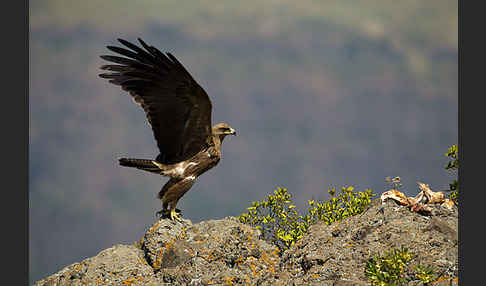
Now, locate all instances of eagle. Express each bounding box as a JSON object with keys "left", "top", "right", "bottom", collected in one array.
[{"left": 99, "top": 38, "right": 236, "bottom": 221}]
